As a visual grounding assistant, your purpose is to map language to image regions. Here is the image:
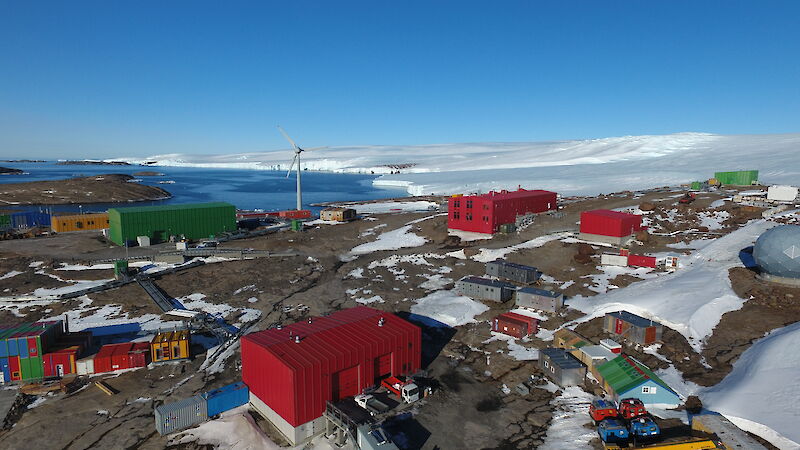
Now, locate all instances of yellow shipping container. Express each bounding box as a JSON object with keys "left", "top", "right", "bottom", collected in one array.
[
  {"left": 150, "top": 329, "right": 190, "bottom": 363},
  {"left": 51, "top": 213, "right": 110, "bottom": 232}
]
